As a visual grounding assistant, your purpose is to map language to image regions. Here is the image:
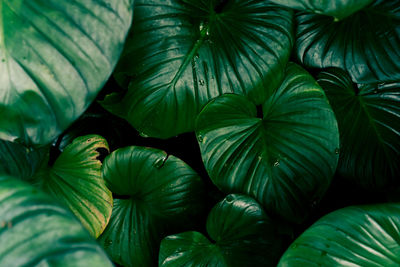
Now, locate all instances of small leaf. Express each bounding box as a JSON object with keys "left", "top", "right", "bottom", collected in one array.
[
  {"left": 33, "top": 135, "right": 112, "bottom": 238},
  {"left": 160, "top": 194, "right": 282, "bottom": 267},
  {"left": 98, "top": 146, "right": 204, "bottom": 267}
]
